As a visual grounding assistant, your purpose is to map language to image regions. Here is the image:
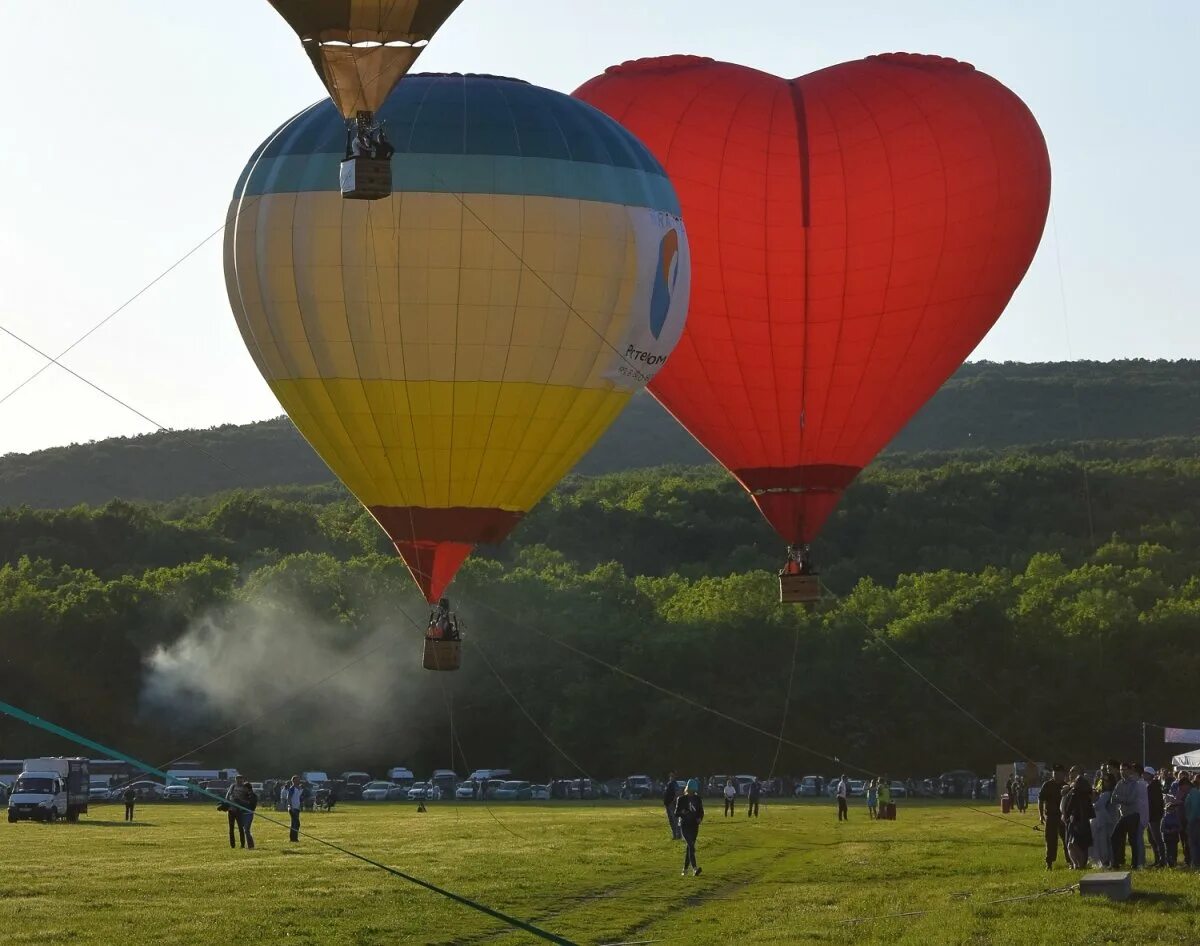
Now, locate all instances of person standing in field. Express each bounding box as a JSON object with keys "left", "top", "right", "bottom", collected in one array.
[
  {"left": 288, "top": 775, "right": 303, "bottom": 843},
  {"left": 746, "top": 778, "right": 761, "bottom": 818},
  {"left": 836, "top": 775, "right": 849, "bottom": 821},
  {"left": 878, "top": 777, "right": 892, "bottom": 819},
  {"left": 723, "top": 778, "right": 736, "bottom": 817},
  {"left": 1172, "top": 771, "right": 1193, "bottom": 865},
  {"left": 662, "top": 773, "right": 681, "bottom": 840},
  {"left": 1089, "top": 771, "right": 1116, "bottom": 867},
  {"left": 865, "top": 779, "right": 878, "bottom": 820},
  {"left": 674, "top": 779, "right": 705, "bottom": 876},
  {"left": 1109, "top": 762, "right": 1142, "bottom": 869},
  {"left": 226, "top": 776, "right": 252, "bottom": 849},
  {"left": 241, "top": 780, "right": 258, "bottom": 850},
  {"left": 1144, "top": 766, "right": 1165, "bottom": 867},
  {"left": 1186, "top": 774, "right": 1200, "bottom": 868},
  {"left": 123, "top": 785, "right": 136, "bottom": 822},
  {"left": 1039, "top": 765, "right": 1067, "bottom": 870},
  {"left": 1062, "top": 767, "right": 1094, "bottom": 869}
]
